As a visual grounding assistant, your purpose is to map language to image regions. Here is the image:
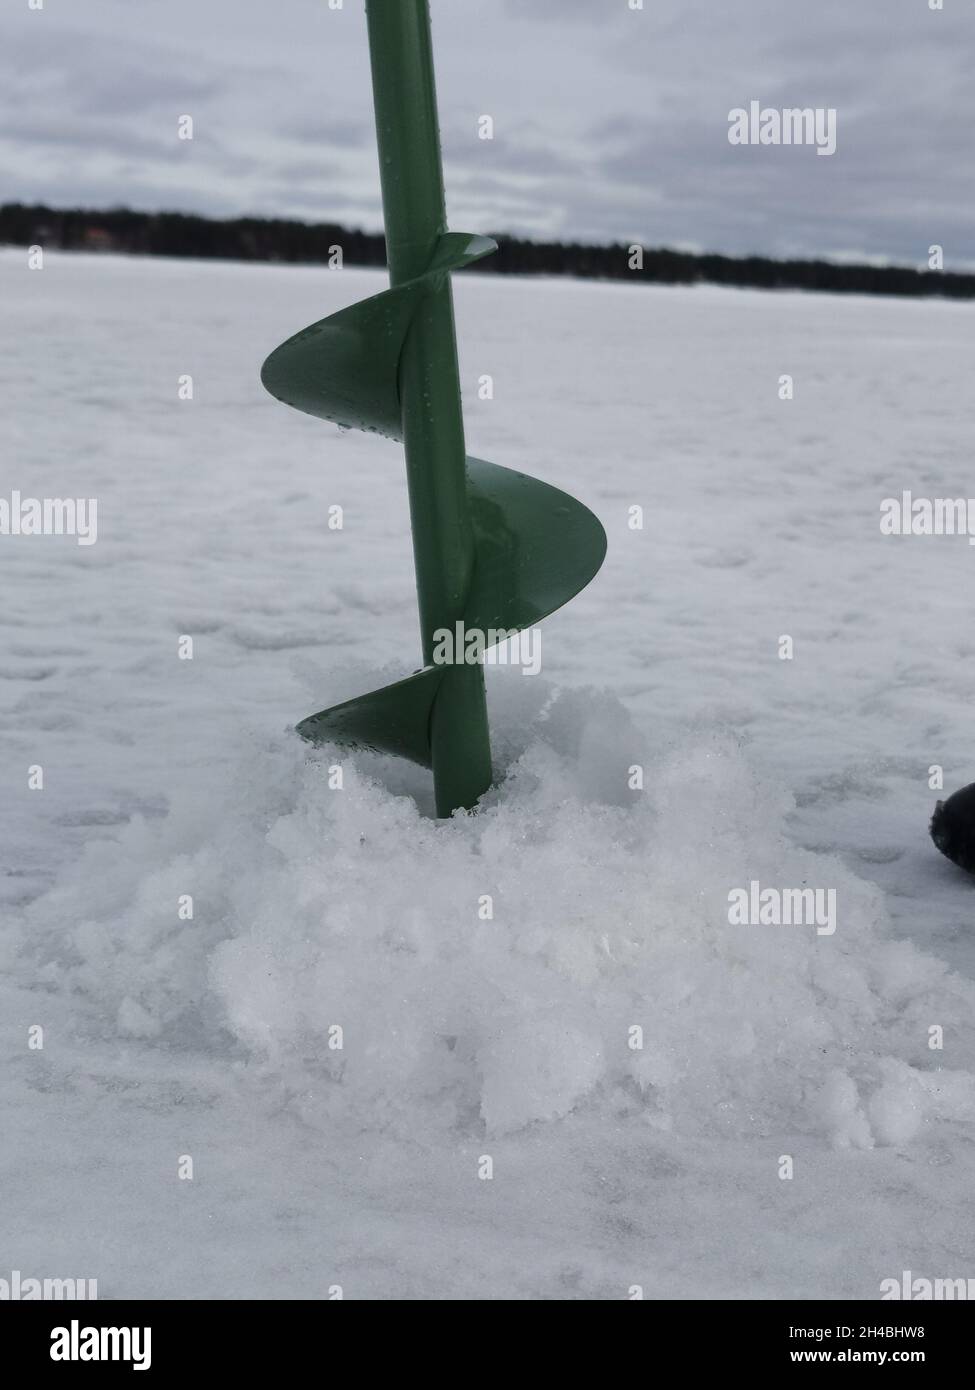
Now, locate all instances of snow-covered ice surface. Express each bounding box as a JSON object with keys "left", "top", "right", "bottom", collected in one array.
[{"left": 2, "top": 247, "right": 975, "bottom": 1299}]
